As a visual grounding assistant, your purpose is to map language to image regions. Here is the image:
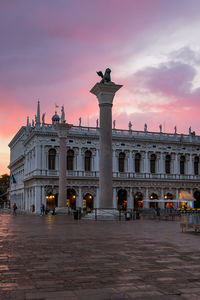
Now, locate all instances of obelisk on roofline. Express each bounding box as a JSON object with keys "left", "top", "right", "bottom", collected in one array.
[{"left": 90, "top": 68, "right": 122, "bottom": 208}]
